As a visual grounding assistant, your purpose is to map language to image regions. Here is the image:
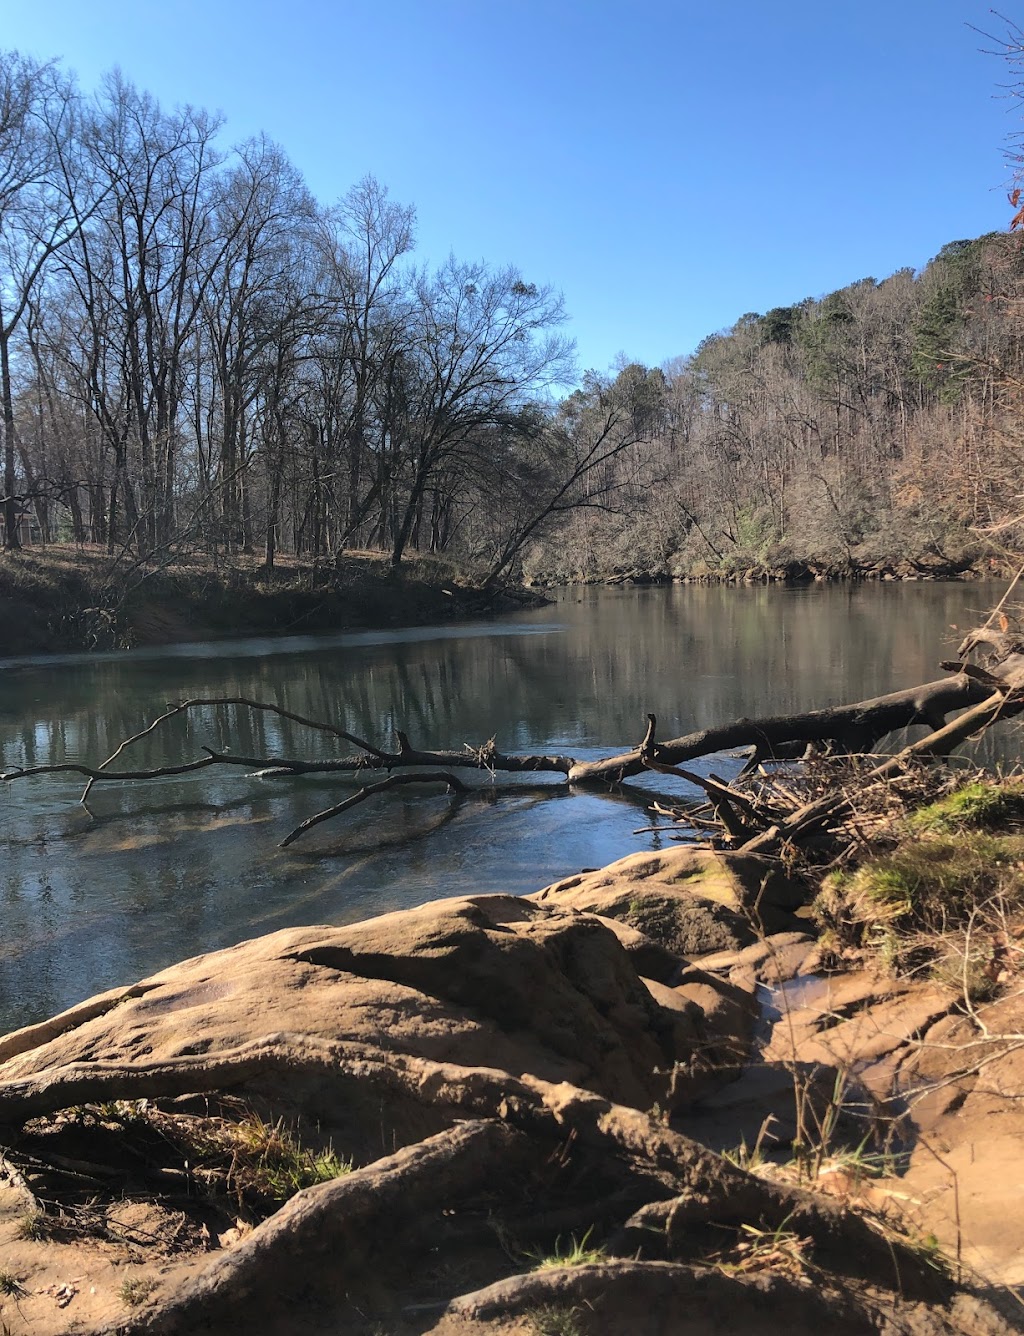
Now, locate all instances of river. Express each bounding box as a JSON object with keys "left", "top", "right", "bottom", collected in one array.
[{"left": 0, "top": 580, "right": 1011, "bottom": 1034}]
